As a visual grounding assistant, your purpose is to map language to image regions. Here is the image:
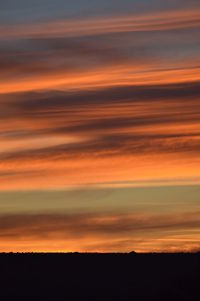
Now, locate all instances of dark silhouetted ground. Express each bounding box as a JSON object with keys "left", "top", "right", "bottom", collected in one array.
[{"left": 0, "top": 253, "right": 199, "bottom": 300}]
